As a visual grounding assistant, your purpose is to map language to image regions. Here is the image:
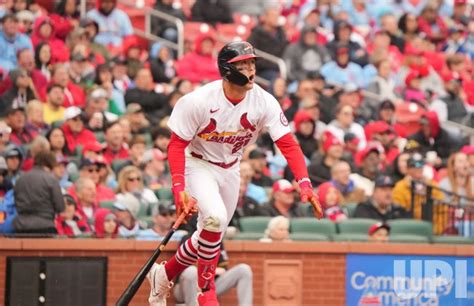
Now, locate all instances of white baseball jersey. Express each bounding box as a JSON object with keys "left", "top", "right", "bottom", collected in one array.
[{"left": 168, "top": 80, "right": 291, "bottom": 165}]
